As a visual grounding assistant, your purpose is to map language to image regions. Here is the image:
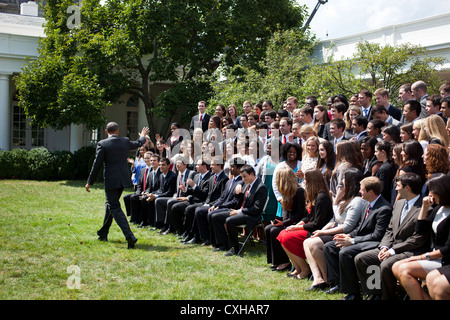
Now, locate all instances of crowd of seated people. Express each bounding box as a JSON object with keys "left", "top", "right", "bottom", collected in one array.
[{"left": 123, "top": 80, "right": 450, "bottom": 300}]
